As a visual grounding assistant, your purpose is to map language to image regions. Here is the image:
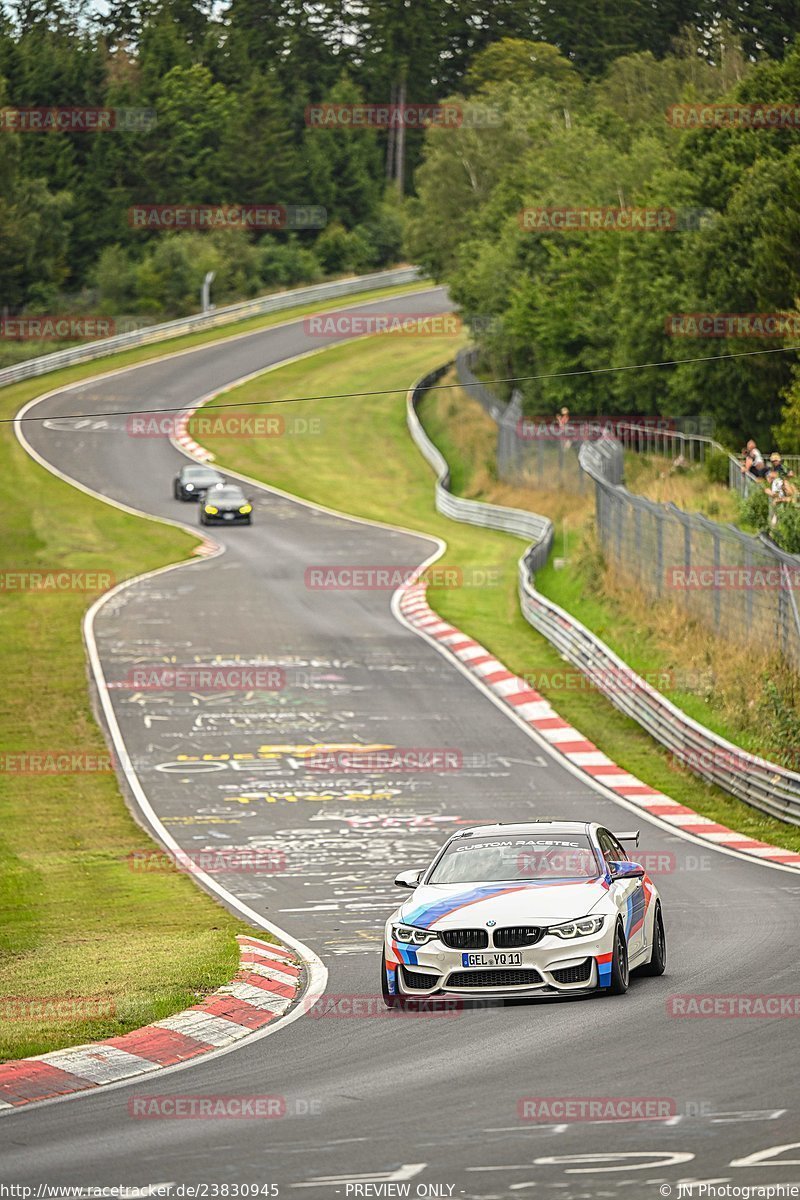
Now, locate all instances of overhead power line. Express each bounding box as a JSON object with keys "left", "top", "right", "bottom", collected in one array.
[{"left": 5, "top": 341, "right": 799, "bottom": 424}]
